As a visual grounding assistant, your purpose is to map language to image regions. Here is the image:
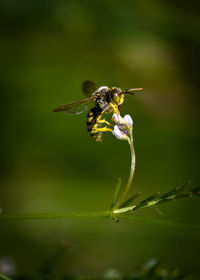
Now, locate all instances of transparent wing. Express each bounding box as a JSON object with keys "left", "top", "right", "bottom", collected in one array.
[
  {"left": 82, "top": 80, "right": 98, "bottom": 96},
  {"left": 53, "top": 96, "right": 95, "bottom": 115}
]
